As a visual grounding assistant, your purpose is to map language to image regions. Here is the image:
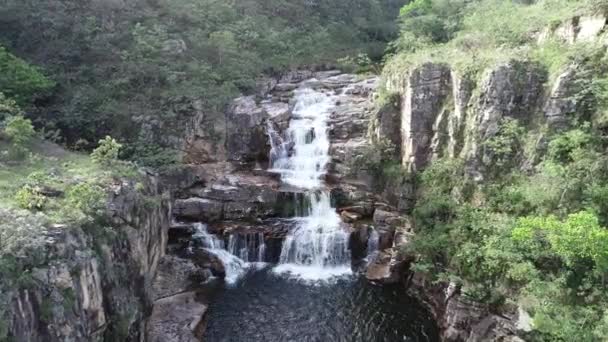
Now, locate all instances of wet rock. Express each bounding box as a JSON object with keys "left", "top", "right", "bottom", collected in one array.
[
  {"left": 279, "top": 70, "right": 314, "bottom": 83},
  {"left": 191, "top": 249, "right": 226, "bottom": 277},
  {"left": 262, "top": 102, "right": 290, "bottom": 123},
  {"left": 147, "top": 291, "right": 207, "bottom": 342},
  {"left": 173, "top": 198, "right": 223, "bottom": 222},
  {"left": 314, "top": 70, "right": 342, "bottom": 79},
  {"left": 321, "top": 74, "right": 359, "bottom": 89},
  {"left": 275, "top": 83, "right": 298, "bottom": 92},
  {"left": 340, "top": 210, "right": 362, "bottom": 223},
  {"left": 372, "top": 209, "right": 400, "bottom": 226},
  {"left": 365, "top": 249, "right": 409, "bottom": 284},
  {"left": 226, "top": 96, "right": 269, "bottom": 165}
]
